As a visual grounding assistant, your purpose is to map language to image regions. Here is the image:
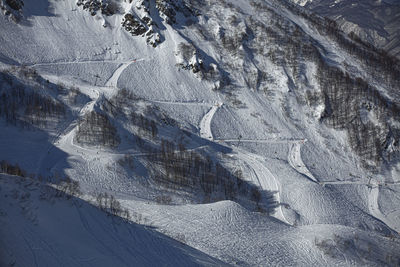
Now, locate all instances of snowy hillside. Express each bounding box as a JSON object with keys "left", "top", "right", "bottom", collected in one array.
[
  {"left": 290, "top": 0, "right": 400, "bottom": 58},
  {"left": 0, "top": 174, "right": 225, "bottom": 266},
  {"left": 1, "top": 0, "right": 400, "bottom": 265}
]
